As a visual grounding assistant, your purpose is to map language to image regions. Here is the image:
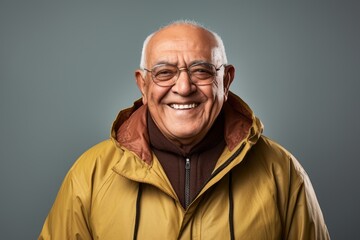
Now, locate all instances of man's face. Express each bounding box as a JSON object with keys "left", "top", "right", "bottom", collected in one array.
[{"left": 136, "top": 25, "right": 234, "bottom": 146}]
